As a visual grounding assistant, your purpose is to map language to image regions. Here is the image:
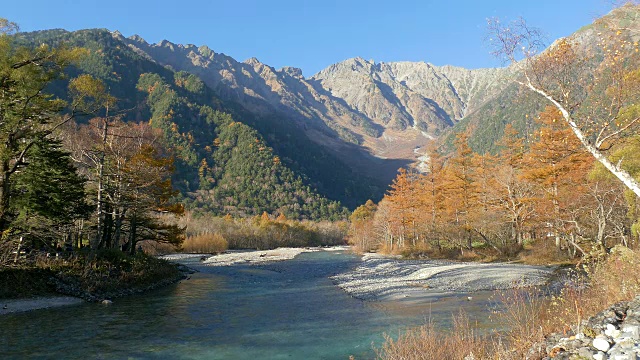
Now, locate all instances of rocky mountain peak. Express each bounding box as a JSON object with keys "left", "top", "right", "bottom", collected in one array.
[
  {"left": 244, "top": 57, "right": 262, "bottom": 66},
  {"left": 197, "top": 45, "right": 214, "bottom": 58},
  {"left": 127, "top": 34, "right": 147, "bottom": 44},
  {"left": 279, "top": 66, "right": 303, "bottom": 79}
]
